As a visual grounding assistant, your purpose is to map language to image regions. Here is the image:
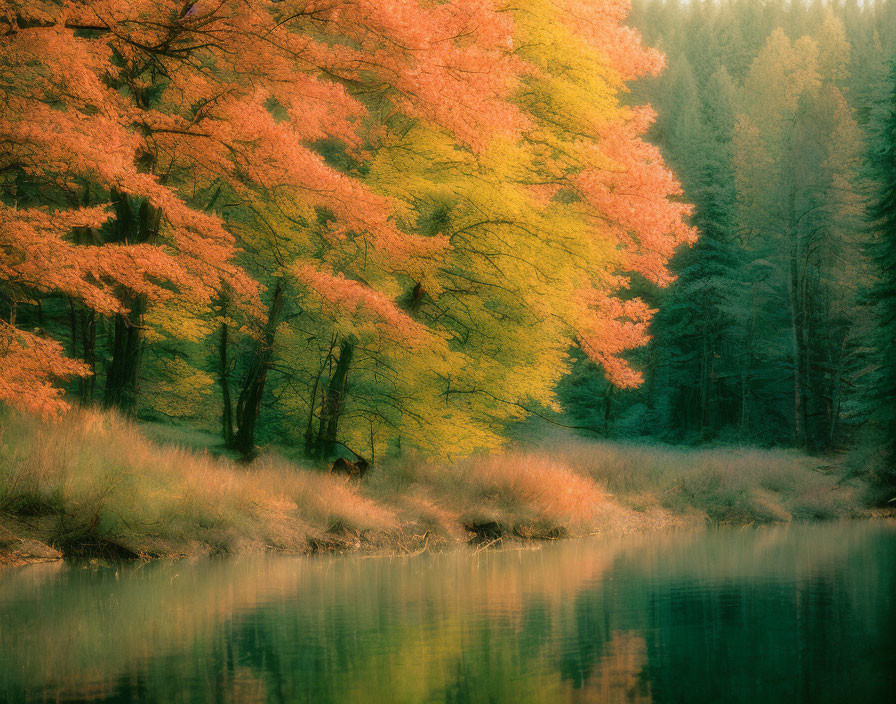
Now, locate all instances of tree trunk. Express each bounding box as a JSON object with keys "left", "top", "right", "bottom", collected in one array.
[
  {"left": 738, "top": 291, "right": 758, "bottom": 443},
  {"left": 80, "top": 308, "right": 96, "bottom": 403},
  {"left": 304, "top": 339, "right": 335, "bottom": 458},
  {"left": 603, "top": 385, "right": 614, "bottom": 435},
  {"left": 827, "top": 330, "right": 849, "bottom": 450},
  {"left": 315, "top": 338, "right": 355, "bottom": 459},
  {"left": 789, "top": 264, "right": 809, "bottom": 448},
  {"left": 104, "top": 296, "right": 147, "bottom": 412},
  {"left": 699, "top": 307, "right": 711, "bottom": 438},
  {"left": 786, "top": 193, "right": 809, "bottom": 449},
  {"left": 218, "top": 322, "right": 235, "bottom": 447},
  {"left": 304, "top": 372, "right": 321, "bottom": 458},
  {"left": 69, "top": 300, "right": 97, "bottom": 404},
  {"left": 68, "top": 297, "right": 79, "bottom": 358},
  {"left": 232, "top": 280, "right": 285, "bottom": 457},
  {"left": 68, "top": 217, "right": 97, "bottom": 404},
  {"left": 104, "top": 196, "right": 160, "bottom": 414},
  {"left": 788, "top": 284, "right": 808, "bottom": 448}
]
